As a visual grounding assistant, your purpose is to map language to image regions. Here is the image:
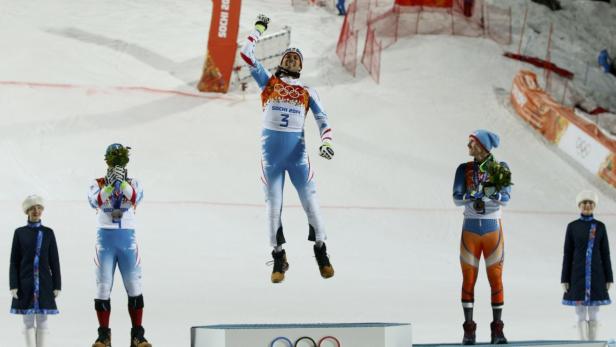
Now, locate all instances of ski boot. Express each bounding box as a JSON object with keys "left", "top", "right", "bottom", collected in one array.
[
  {"left": 313, "top": 243, "right": 334, "bottom": 279},
  {"left": 92, "top": 327, "right": 111, "bottom": 347},
  {"left": 130, "top": 326, "right": 152, "bottom": 347},
  {"left": 490, "top": 320, "right": 508, "bottom": 344},
  {"left": 462, "top": 321, "right": 476, "bottom": 345},
  {"left": 271, "top": 249, "right": 289, "bottom": 283}
]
